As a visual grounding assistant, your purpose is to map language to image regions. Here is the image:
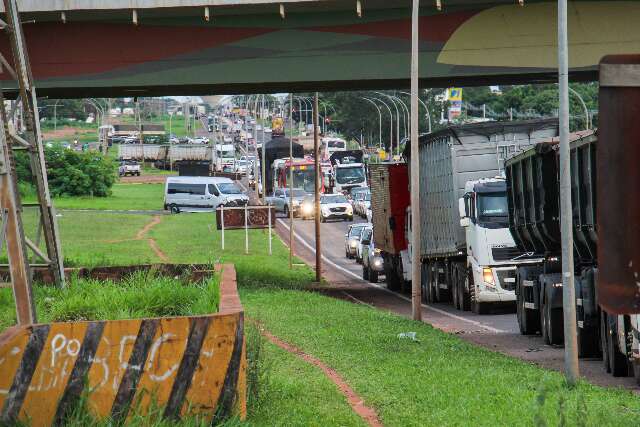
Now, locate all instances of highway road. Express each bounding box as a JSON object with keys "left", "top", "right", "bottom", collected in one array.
[
  {"left": 219, "top": 111, "right": 635, "bottom": 390},
  {"left": 273, "top": 211, "right": 638, "bottom": 391}
]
